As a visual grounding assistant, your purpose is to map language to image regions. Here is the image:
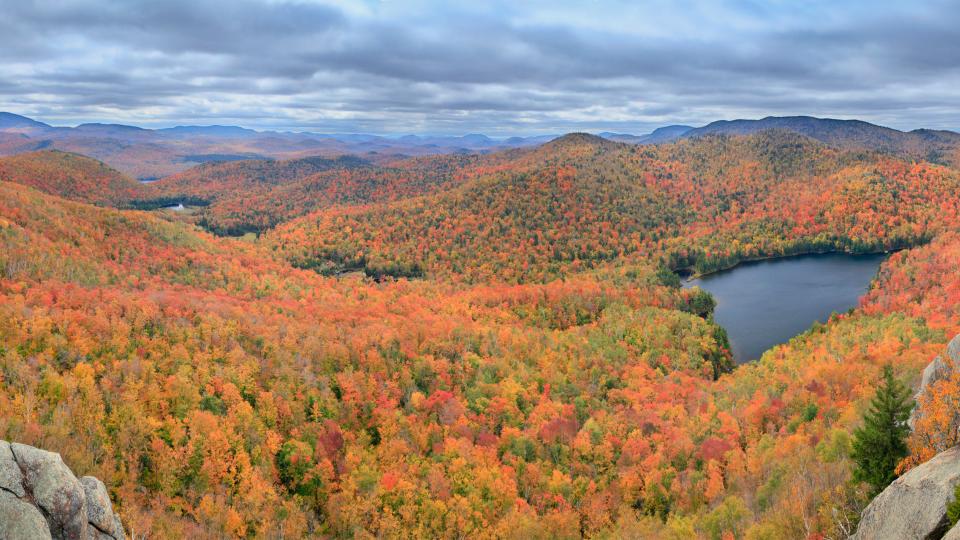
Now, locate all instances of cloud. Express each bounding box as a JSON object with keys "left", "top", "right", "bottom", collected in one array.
[{"left": 0, "top": 0, "right": 958, "bottom": 134}]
